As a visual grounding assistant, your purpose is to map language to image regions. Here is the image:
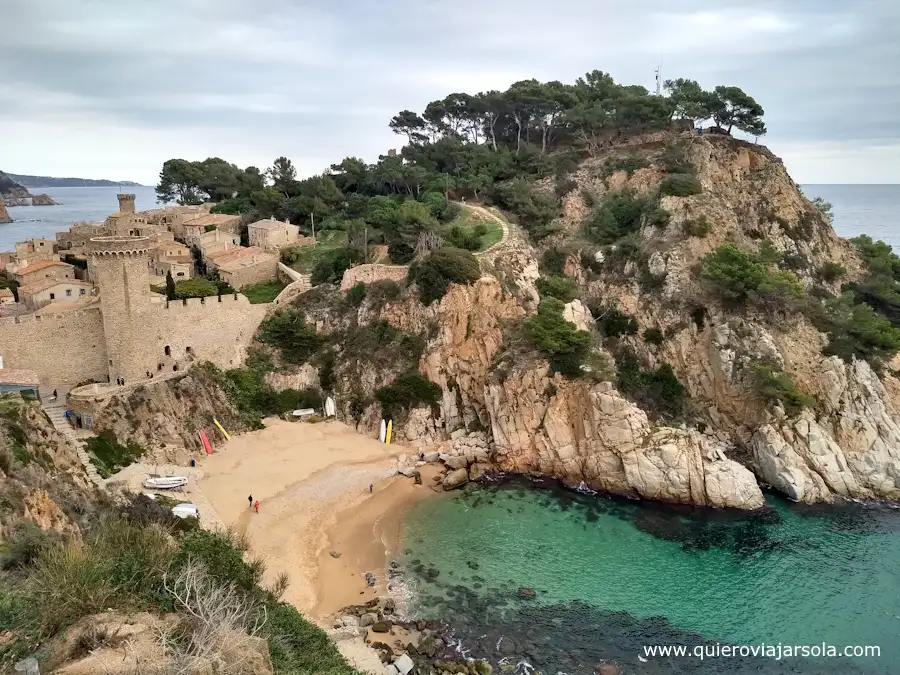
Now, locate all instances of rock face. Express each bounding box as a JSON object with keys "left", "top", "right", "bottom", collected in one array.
[
  {"left": 0, "top": 170, "right": 57, "bottom": 206},
  {"left": 0, "top": 197, "right": 10, "bottom": 223},
  {"left": 486, "top": 365, "right": 764, "bottom": 509}
]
